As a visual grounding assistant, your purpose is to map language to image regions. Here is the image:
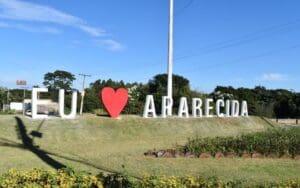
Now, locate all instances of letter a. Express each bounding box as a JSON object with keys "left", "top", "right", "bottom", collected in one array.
[
  {"left": 143, "top": 95, "right": 157, "bottom": 118},
  {"left": 240, "top": 101, "right": 248, "bottom": 117},
  {"left": 178, "top": 97, "right": 189, "bottom": 118}
]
